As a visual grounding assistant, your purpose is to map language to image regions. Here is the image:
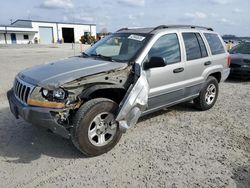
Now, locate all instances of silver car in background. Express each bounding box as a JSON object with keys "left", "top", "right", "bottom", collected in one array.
[{"left": 7, "top": 25, "right": 230, "bottom": 156}]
